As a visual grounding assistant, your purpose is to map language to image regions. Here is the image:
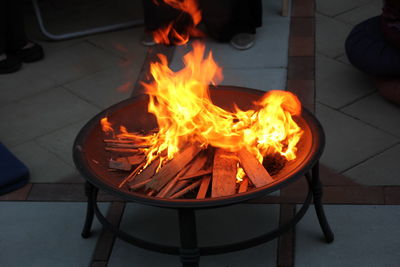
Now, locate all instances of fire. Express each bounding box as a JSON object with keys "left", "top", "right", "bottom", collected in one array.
[
  {"left": 103, "top": 42, "right": 303, "bottom": 178},
  {"left": 152, "top": 0, "right": 203, "bottom": 45}
]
